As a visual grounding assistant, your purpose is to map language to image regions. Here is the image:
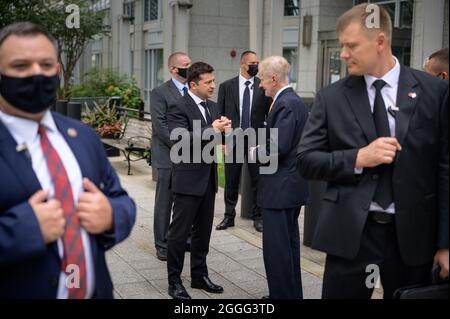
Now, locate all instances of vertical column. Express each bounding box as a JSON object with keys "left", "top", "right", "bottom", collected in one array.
[
  {"left": 249, "top": 0, "right": 263, "bottom": 55},
  {"left": 411, "top": 0, "right": 445, "bottom": 69},
  {"left": 110, "top": 0, "right": 122, "bottom": 70}
]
